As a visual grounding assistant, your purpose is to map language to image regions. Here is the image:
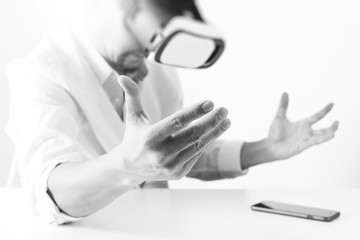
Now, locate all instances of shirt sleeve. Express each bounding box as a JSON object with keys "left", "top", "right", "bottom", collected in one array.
[
  {"left": 217, "top": 140, "right": 248, "bottom": 178},
  {"left": 35, "top": 162, "right": 85, "bottom": 224},
  {"left": 187, "top": 139, "right": 248, "bottom": 180},
  {"left": 6, "top": 61, "right": 87, "bottom": 224}
]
